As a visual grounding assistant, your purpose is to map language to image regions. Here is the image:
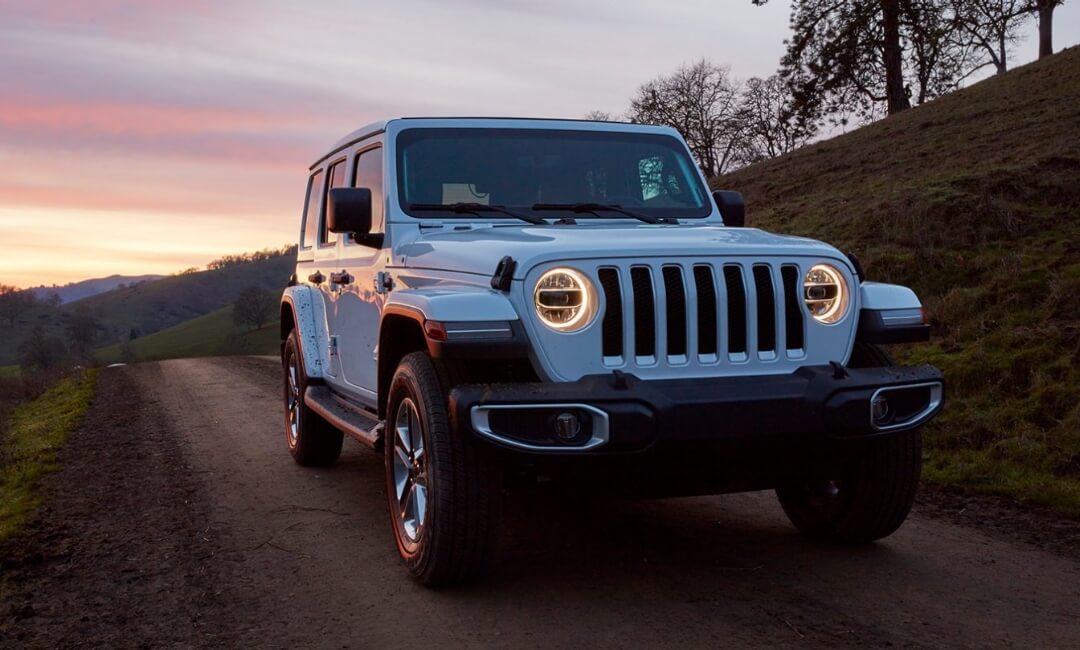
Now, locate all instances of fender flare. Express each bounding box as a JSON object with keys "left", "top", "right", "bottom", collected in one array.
[
  {"left": 856, "top": 282, "right": 929, "bottom": 344},
  {"left": 281, "top": 285, "right": 330, "bottom": 381}
]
